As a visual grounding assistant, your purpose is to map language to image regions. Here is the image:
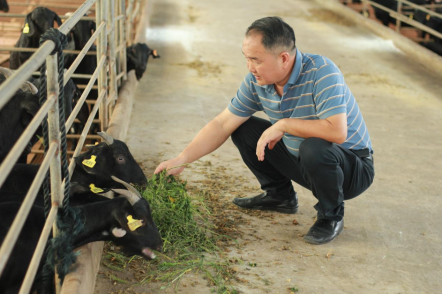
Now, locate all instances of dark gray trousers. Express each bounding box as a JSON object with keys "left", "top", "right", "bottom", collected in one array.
[{"left": 231, "top": 116, "right": 375, "bottom": 221}]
